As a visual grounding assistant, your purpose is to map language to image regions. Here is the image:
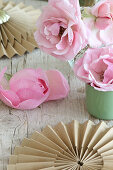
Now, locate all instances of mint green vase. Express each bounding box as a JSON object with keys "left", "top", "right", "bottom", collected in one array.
[{"left": 86, "top": 84, "right": 113, "bottom": 120}]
